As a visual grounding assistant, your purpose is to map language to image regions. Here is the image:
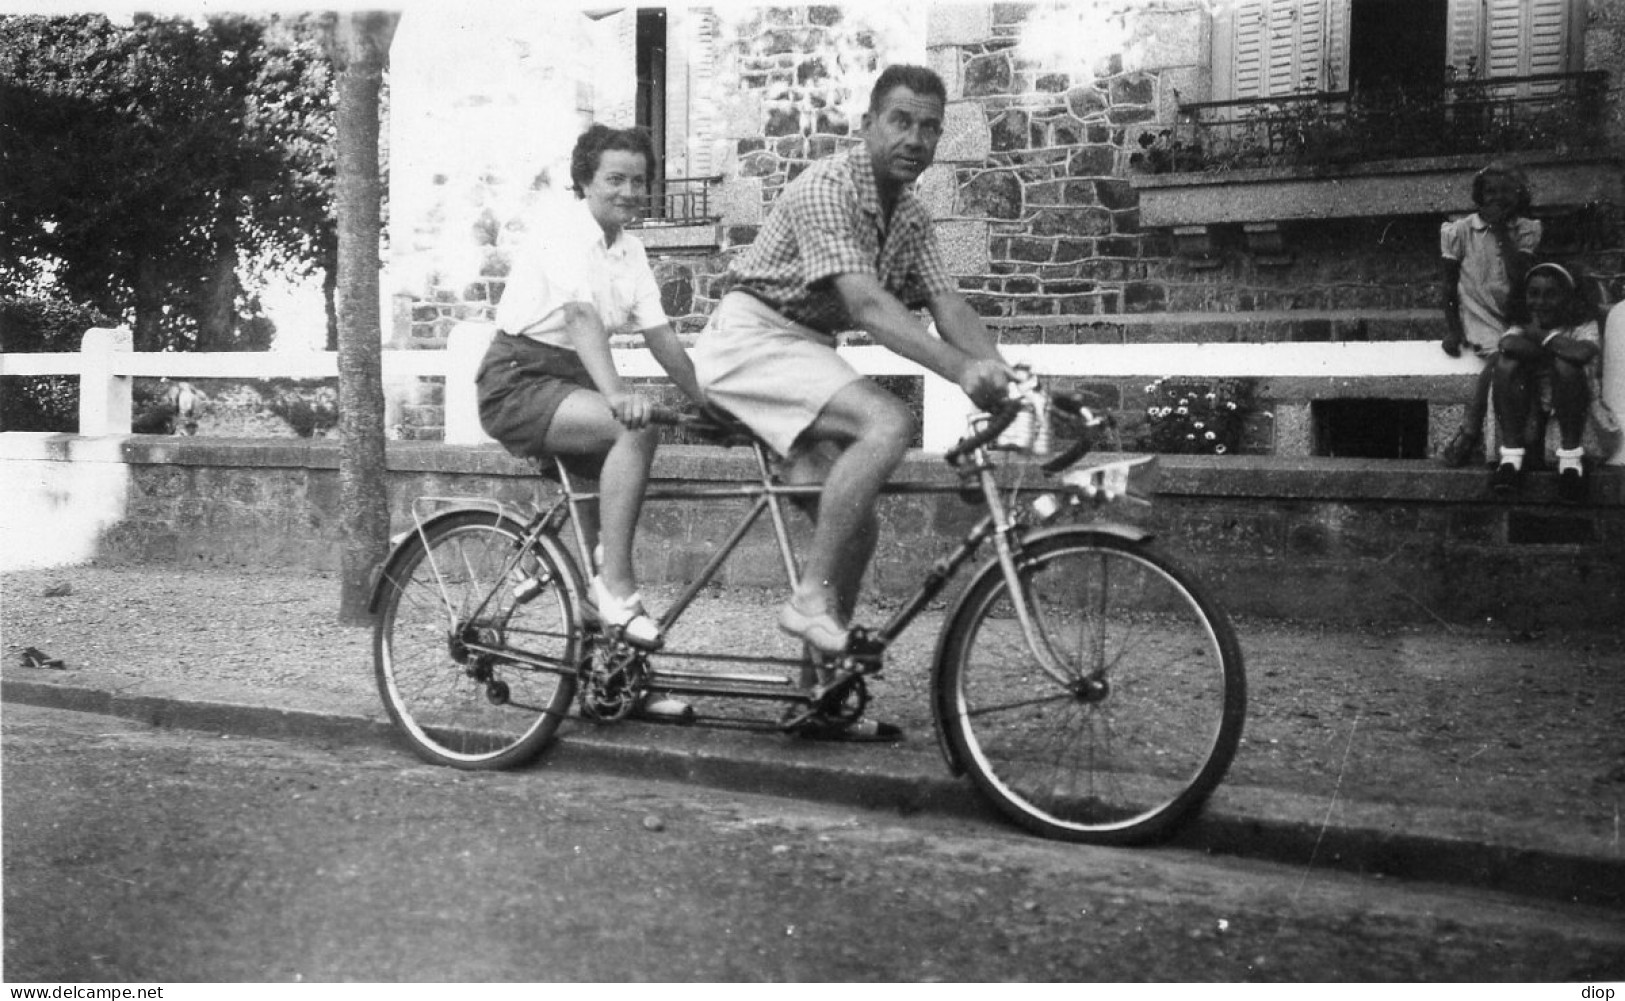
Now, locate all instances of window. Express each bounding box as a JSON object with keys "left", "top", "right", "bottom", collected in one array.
[
  {"left": 637, "top": 9, "right": 668, "bottom": 218},
  {"left": 631, "top": 6, "right": 722, "bottom": 229},
  {"left": 1349, "top": 0, "right": 1446, "bottom": 95},
  {"left": 1213, "top": 0, "right": 1582, "bottom": 101},
  {"left": 1215, "top": 0, "right": 1343, "bottom": 99}
]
